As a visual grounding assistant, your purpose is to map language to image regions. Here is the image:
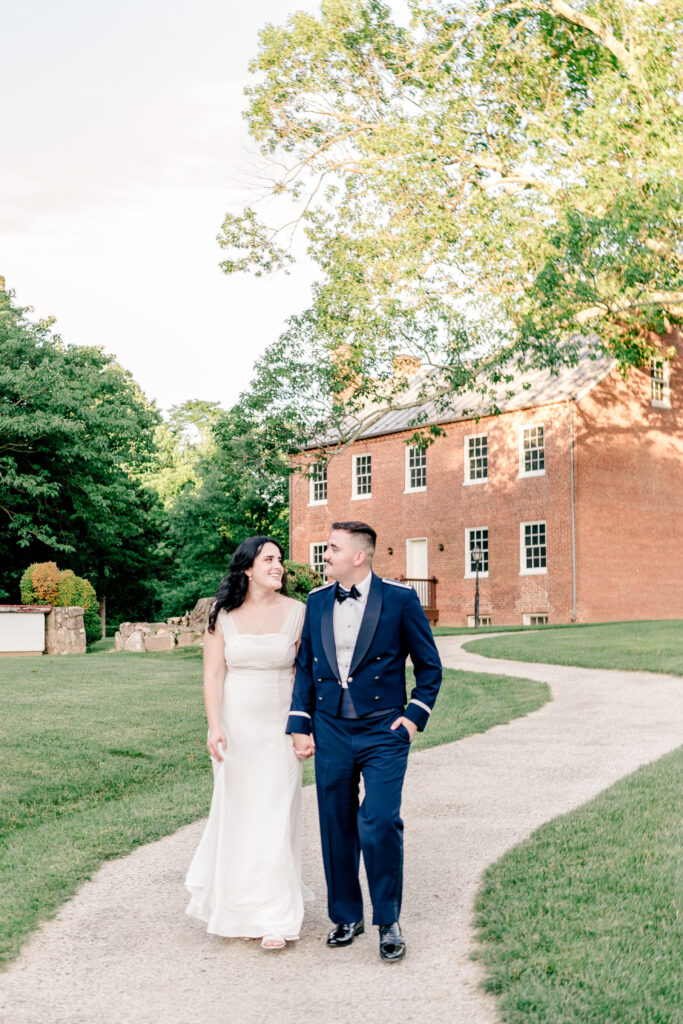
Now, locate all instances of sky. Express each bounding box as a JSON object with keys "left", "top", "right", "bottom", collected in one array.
[{"left": 1, "top": 0, "right": 334, "bottom": 415}]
